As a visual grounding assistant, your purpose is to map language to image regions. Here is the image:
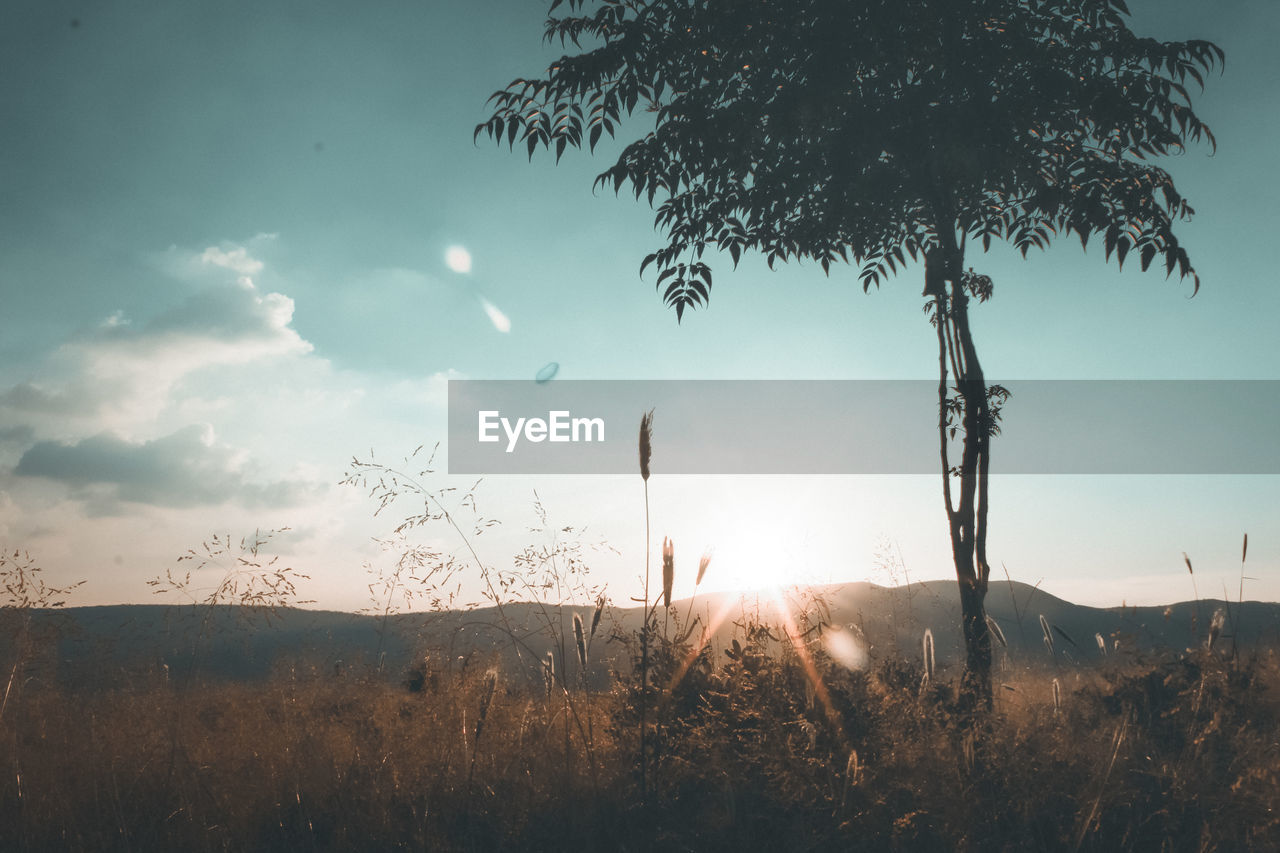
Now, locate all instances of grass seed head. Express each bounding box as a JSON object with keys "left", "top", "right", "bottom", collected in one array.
[
  {"left": 475, "top": 669, "right": 498, "bottom": 742},
  {"left": 986, "top": 615, "right": 1007, "bottom": 649},
  {"left": 922, "top": 628, "right": 935, "bottom": 683},
  {"left": 846, "top": 748, "right": 861, "bottom": 786},
  {"left": 841, "top": 749, "right": 862, "bottom": 813},
  {"left": 573, "top": 612, "right": 587, "bottom": 668},
  {"left": 639, "top": 409, "right": 654, "bottom": 482},
  {"left": 1208, "top": 607, "right": 1226, "bottom": 651},
  {"left": 1040, "top": 614, "right": 1055, "bottom": 657},
  {"left": 662, "top": 537, "right": 674, "bottom": 608},
  {"left": 589, "top": 596, "right": 604, "bottom": 640},
  {"left": 697, "top": 547, "right": 713, "bottom": 587}
]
